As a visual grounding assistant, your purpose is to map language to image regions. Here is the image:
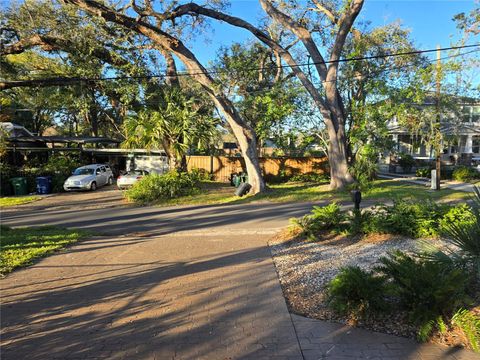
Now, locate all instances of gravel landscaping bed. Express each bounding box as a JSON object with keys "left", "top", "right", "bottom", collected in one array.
[{"left": 269, "top": 230, "right": 462, "bottom": 343}]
